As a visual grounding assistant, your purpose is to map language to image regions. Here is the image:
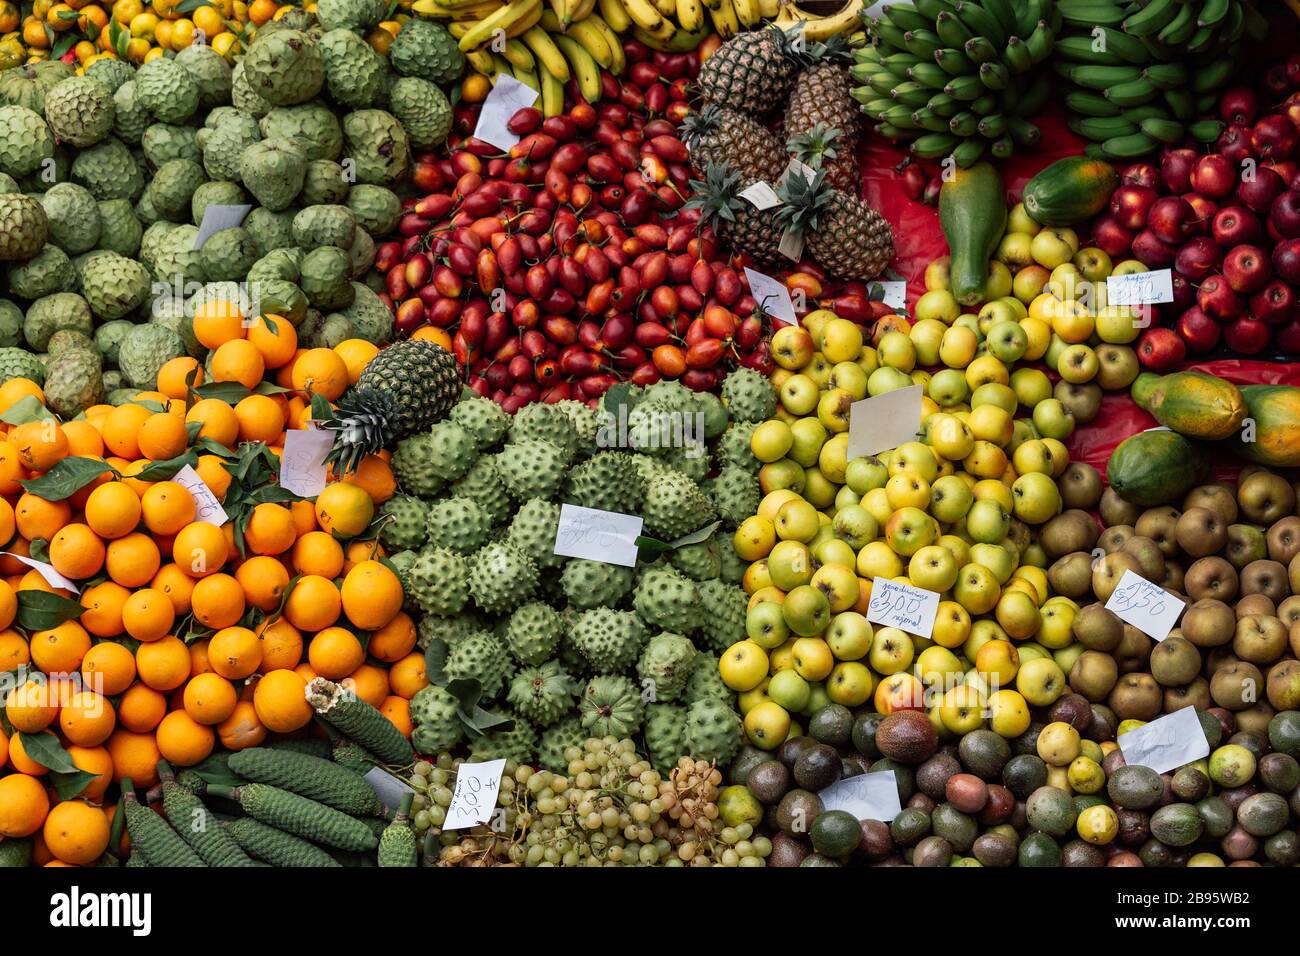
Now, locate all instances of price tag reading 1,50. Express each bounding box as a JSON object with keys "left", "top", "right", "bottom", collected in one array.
[{"left": 1104, "top": 569, "right": 1185, "bottom": 642}]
